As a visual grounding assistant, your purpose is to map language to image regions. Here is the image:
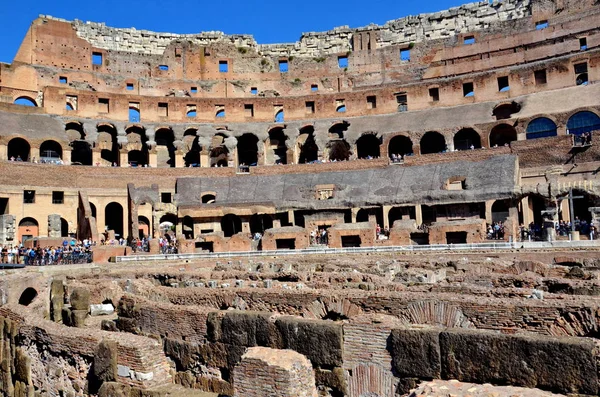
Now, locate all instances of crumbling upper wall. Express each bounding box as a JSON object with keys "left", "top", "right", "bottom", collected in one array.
[{"left": 48, "top": 0, "right": 531, "bottom": 58}]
